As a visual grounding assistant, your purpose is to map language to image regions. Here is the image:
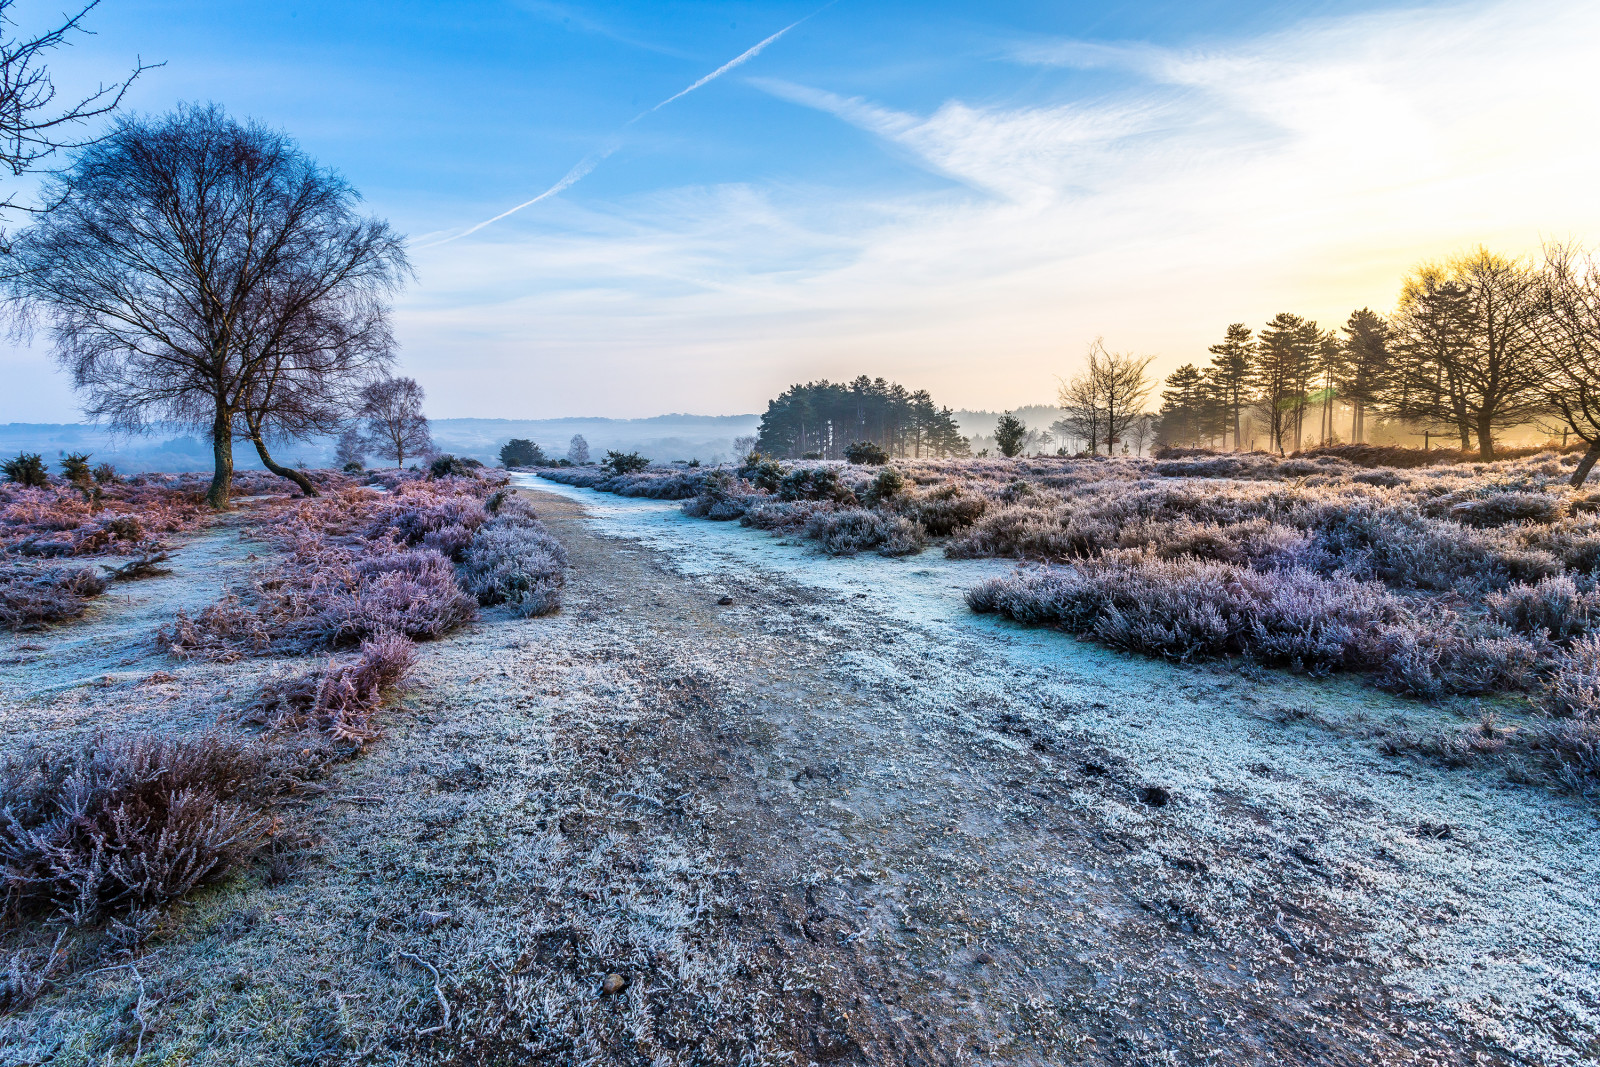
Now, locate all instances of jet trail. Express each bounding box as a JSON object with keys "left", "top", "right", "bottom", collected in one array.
[{"left": 424, "top": 14, "right": 815, "bottom": 247}]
